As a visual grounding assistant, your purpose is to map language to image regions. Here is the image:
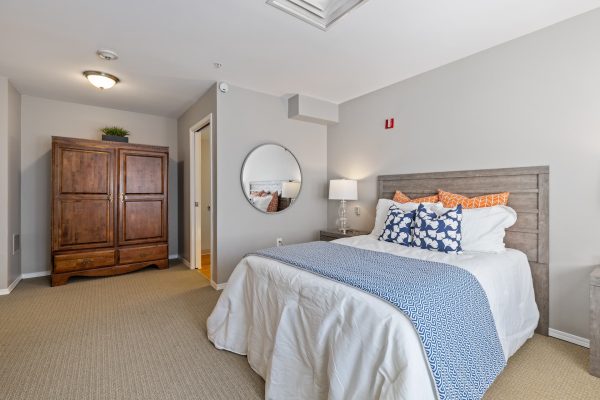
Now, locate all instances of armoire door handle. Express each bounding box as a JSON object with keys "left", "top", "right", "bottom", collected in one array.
[{"left": 120, "top": 193, "right": 126, "bottom": 203}]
